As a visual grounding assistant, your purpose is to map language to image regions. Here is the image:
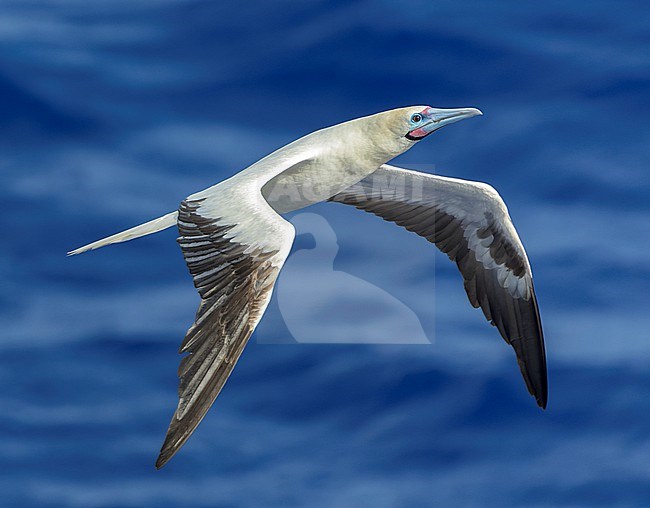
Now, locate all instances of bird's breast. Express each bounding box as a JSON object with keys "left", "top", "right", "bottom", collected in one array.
[{"left": 262, "top": 156, "right": 379, "bottom": 214}]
